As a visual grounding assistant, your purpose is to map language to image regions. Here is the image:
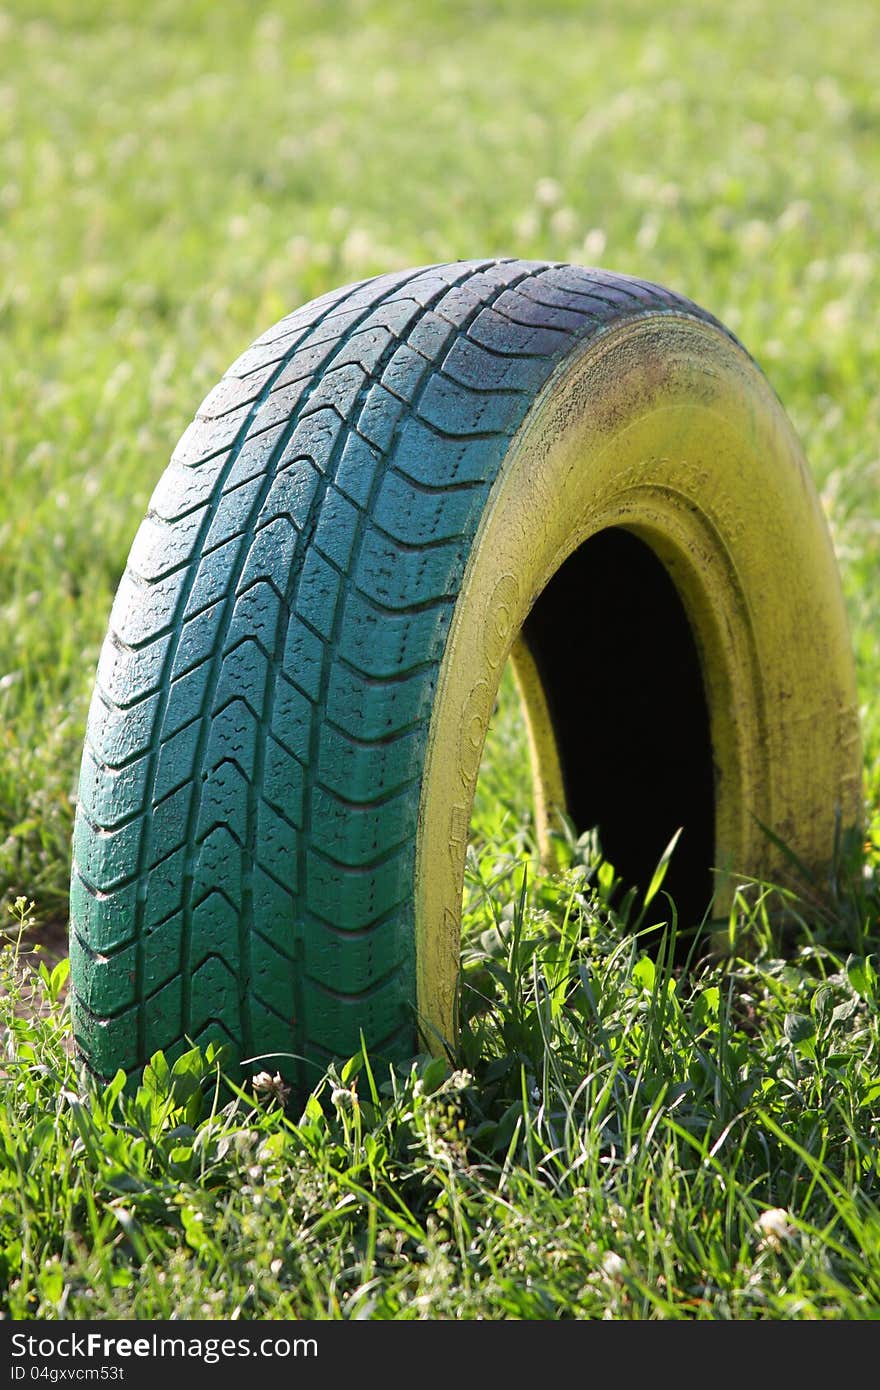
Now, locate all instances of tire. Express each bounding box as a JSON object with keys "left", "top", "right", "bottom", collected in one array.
[{"left": 69, "top": 259, "right": 862, "bottom": 1093}]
